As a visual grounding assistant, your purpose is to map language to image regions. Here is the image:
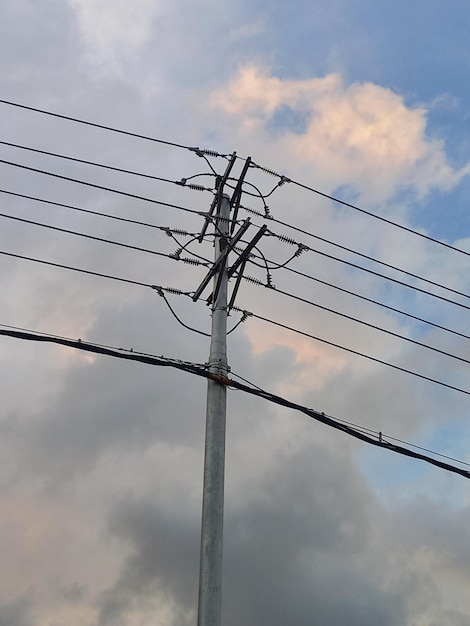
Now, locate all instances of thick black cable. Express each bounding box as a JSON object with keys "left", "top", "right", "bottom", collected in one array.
[
  {"left": 1, "top": 326, "right": 468, "bottom": 478},
  {"left": 229, "top": 367, "right": 470, "bottom": 468},
  {"left": 251, "top": 282, "right": 470, "bottom": 366},
  {"left": 231, "top": 306, "right": 470, "bottom": 397},
  {"left": 0, "top": 159, "right": 212, "bottom": 213}
]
